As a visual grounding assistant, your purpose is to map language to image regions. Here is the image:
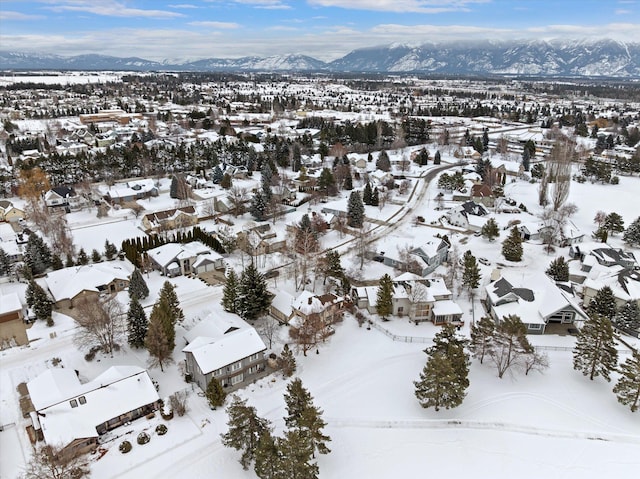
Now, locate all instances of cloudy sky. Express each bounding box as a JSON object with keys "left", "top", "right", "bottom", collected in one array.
[{"left": 1, "top": 0, "right": 639, "bottom": 61}]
